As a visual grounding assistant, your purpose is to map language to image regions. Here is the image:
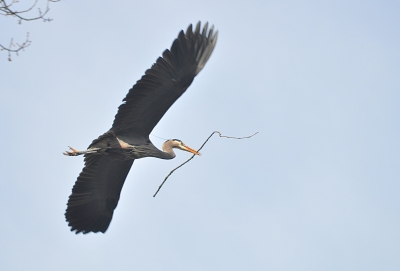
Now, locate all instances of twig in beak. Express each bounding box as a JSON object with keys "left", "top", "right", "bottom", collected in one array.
[{"left": 153, "top": 131, "right": 258, "bottom": 197}]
